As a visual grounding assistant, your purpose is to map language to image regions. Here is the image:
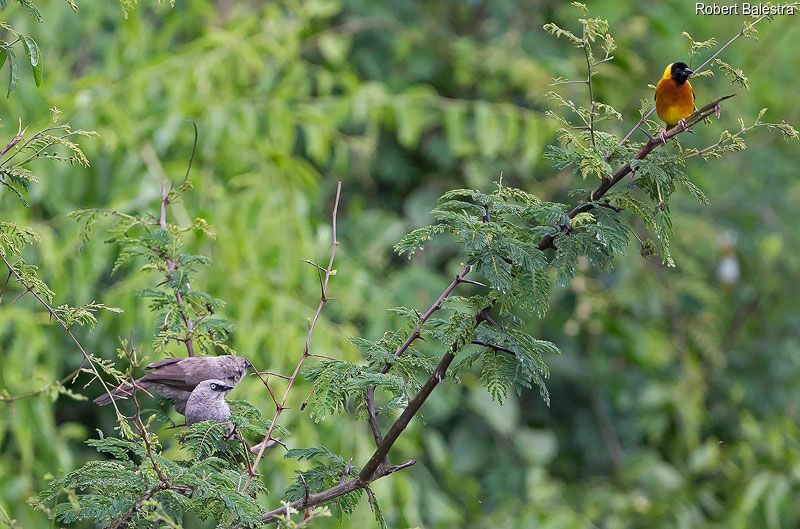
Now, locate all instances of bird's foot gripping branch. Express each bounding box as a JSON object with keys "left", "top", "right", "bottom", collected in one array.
[{"left": 28, "top": 4, "right": 799, "bottom": 529}]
